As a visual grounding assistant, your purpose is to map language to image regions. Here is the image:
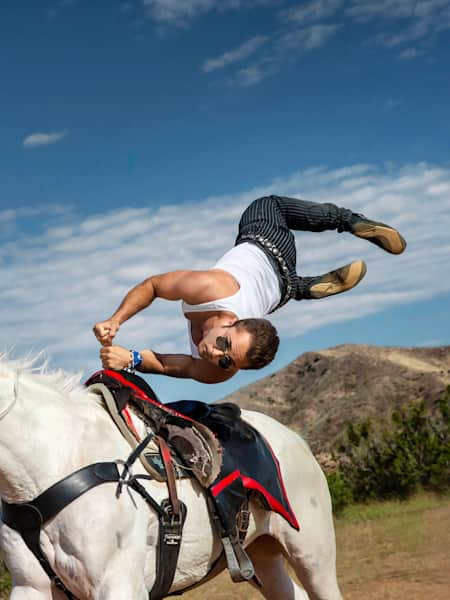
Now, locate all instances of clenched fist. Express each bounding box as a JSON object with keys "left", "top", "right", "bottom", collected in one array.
[
  {"left": 93, "top": 319, "right": 120, "bottom": 346},
  {"left": 99, "top": 345, "right": 130, "bottom": 370}
]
